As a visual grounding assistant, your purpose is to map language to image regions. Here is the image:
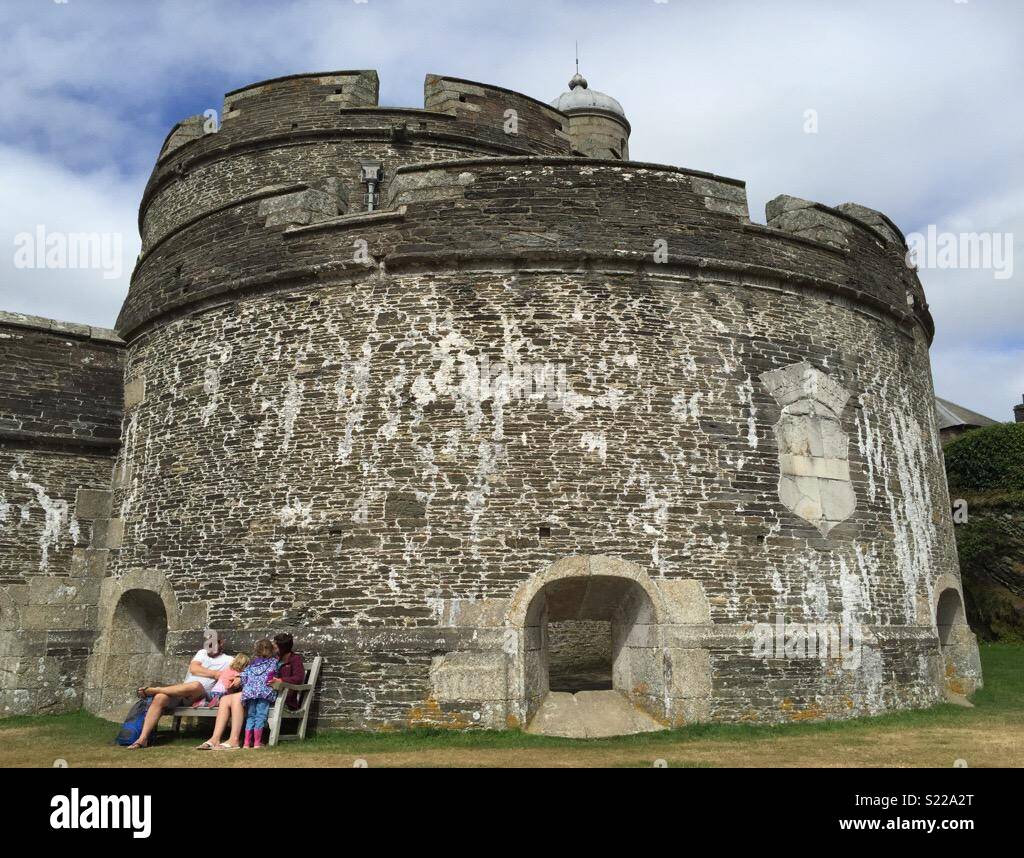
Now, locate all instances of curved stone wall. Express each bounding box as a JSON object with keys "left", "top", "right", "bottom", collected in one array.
[{"left": 85, "top": 72, "right": 973, "bottom": 729}]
